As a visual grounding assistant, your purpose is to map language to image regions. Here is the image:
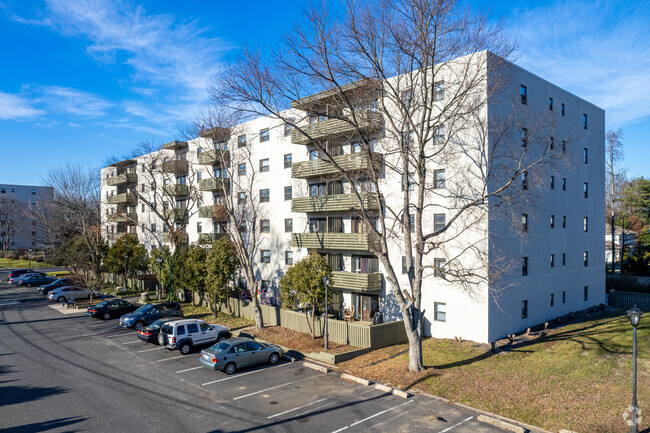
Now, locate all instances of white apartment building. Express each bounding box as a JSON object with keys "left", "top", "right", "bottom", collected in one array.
[
  {"left": 101, "top": 52, "right": 605, "bottom": 343},
  {"left": 0, "top": 184, "right": 53, "bottom": 251}
]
